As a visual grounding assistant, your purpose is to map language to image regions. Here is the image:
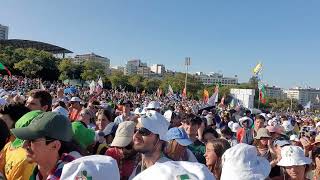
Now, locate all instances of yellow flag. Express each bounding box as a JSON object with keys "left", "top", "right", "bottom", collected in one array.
[{"left": 253, "top": 62, "right": 263, "bottom": 75}]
